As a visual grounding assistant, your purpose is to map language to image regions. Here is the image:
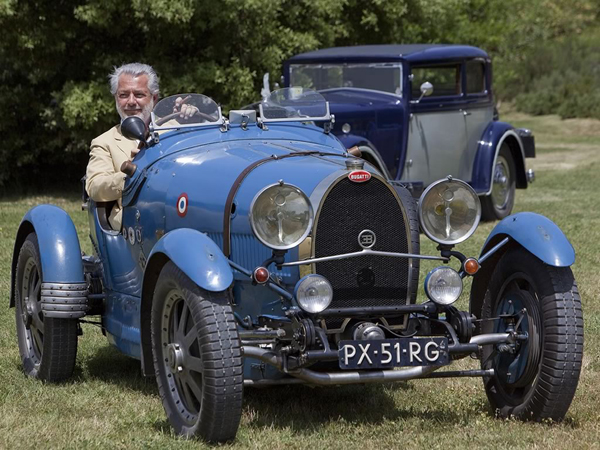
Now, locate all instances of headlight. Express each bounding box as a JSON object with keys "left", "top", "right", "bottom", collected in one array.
[
  {"left": 294, "top": 275, "right": 333, "bottom": 313},
  {"left": 425, "top": 266, "right": 462, "bottom": 305},
  {"left": 419, "top": 178, "right": 481, "bottom": 245},
  {"left": 250, "top": 183, "right": 313, "bottom": 250}
]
